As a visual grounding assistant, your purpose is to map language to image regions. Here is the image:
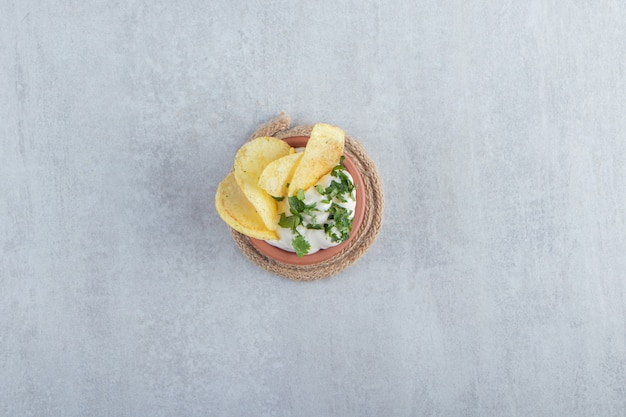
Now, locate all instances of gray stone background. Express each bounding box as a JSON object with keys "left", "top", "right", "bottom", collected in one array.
[{"left": 2, "top": 1, "right": 625, "bottom": 416}]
